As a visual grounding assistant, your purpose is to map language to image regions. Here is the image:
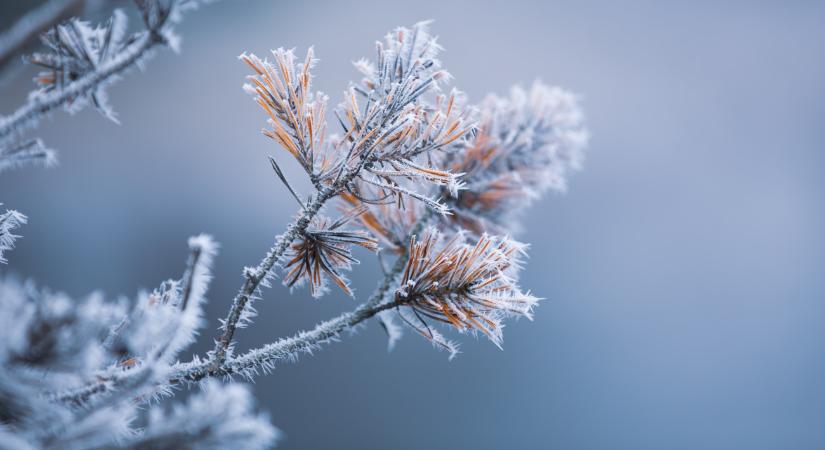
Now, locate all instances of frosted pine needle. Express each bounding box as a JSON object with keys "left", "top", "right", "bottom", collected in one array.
[
  {"left": 394, "top": 228, "right": 539, "bottom": 349},
  {"left": 105, "top": 235, "right": 218, "bottom": 366},
  {"left": 340, "top": 188, "right": 423, "bottom": 252},
  {"left": 241, "top": 21, "right": 471, "bottom": 215},
  {"left": 0, "top": 207, "right": 27, "bottom": 264},
  {"left": 0, "top": 139, "right": 56, "bottom": 173},
  {"left": 338, "top": 22, "right": 472, "bottom": 208},
  {"left": 241, "top": 48, "right": 332, "bottom": 183},
  {"left": 283, "top": 214, "right": 379, "bottom": 298},
  {"left": 27, "top": 10, "right": 130, "bottom": 122},
  {"left": 449, "top": 81, "right": 588, "bottom": 234}
]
